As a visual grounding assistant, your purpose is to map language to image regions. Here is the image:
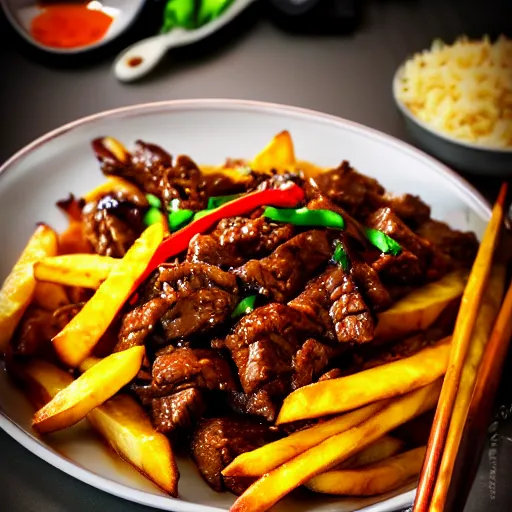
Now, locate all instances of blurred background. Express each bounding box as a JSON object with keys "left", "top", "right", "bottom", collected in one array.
[{"left": 0, "top": 1, "right": 511, "bottom": 511}]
